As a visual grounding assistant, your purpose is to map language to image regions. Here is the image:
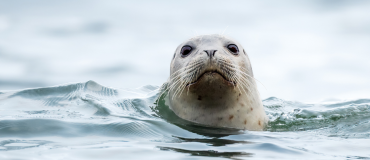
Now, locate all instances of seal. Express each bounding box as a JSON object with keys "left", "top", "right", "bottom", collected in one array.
[{"left": 166, "top": 34, "right": 268, "bottom": 131}]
